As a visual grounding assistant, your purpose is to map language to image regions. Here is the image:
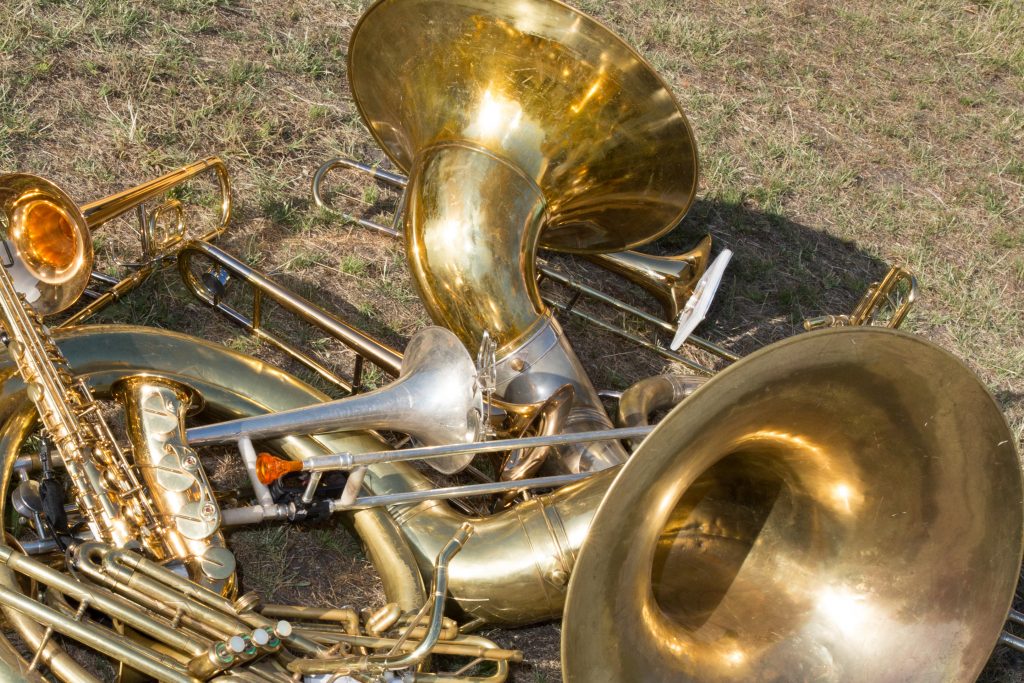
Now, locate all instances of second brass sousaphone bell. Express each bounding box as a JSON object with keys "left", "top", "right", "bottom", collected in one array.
[{"left": 563, "top": 328, "right": 1024, "bottom": 681}]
